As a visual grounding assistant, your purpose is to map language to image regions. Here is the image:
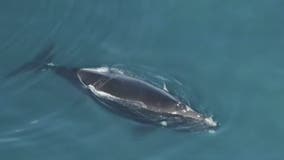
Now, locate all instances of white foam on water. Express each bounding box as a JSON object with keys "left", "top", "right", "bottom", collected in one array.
[
  {"left": 160, "top": 121, "right": 168, "bottom": 127},
  {"left": 47, "top": 62, "right": 55, "bottom": 67},
  {"left": 110, "top": 68, "right": 124, "bottom": 75},
  {"left": 208, "top": 130, "right": 216, "bottom": 134},
  {"left": 30, "top": 120, "right": 39, "bottom": 125},
  {"left": 14, "top": 129, "right": 25, "bottom": 133},
  {"left": 0, "top": 138, "right": 20, "bottom": 143}
]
